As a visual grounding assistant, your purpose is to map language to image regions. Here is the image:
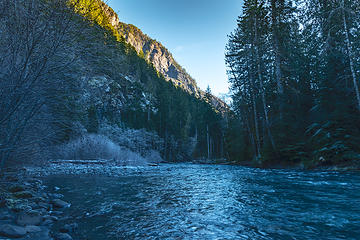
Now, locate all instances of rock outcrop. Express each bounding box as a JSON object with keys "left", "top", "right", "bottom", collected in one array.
[
  {"left": 117, "top": 23, "right": 202, "bottom": 97},
  {"left": 97, "top": 3, "right": 229, "bottom": 113}
]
